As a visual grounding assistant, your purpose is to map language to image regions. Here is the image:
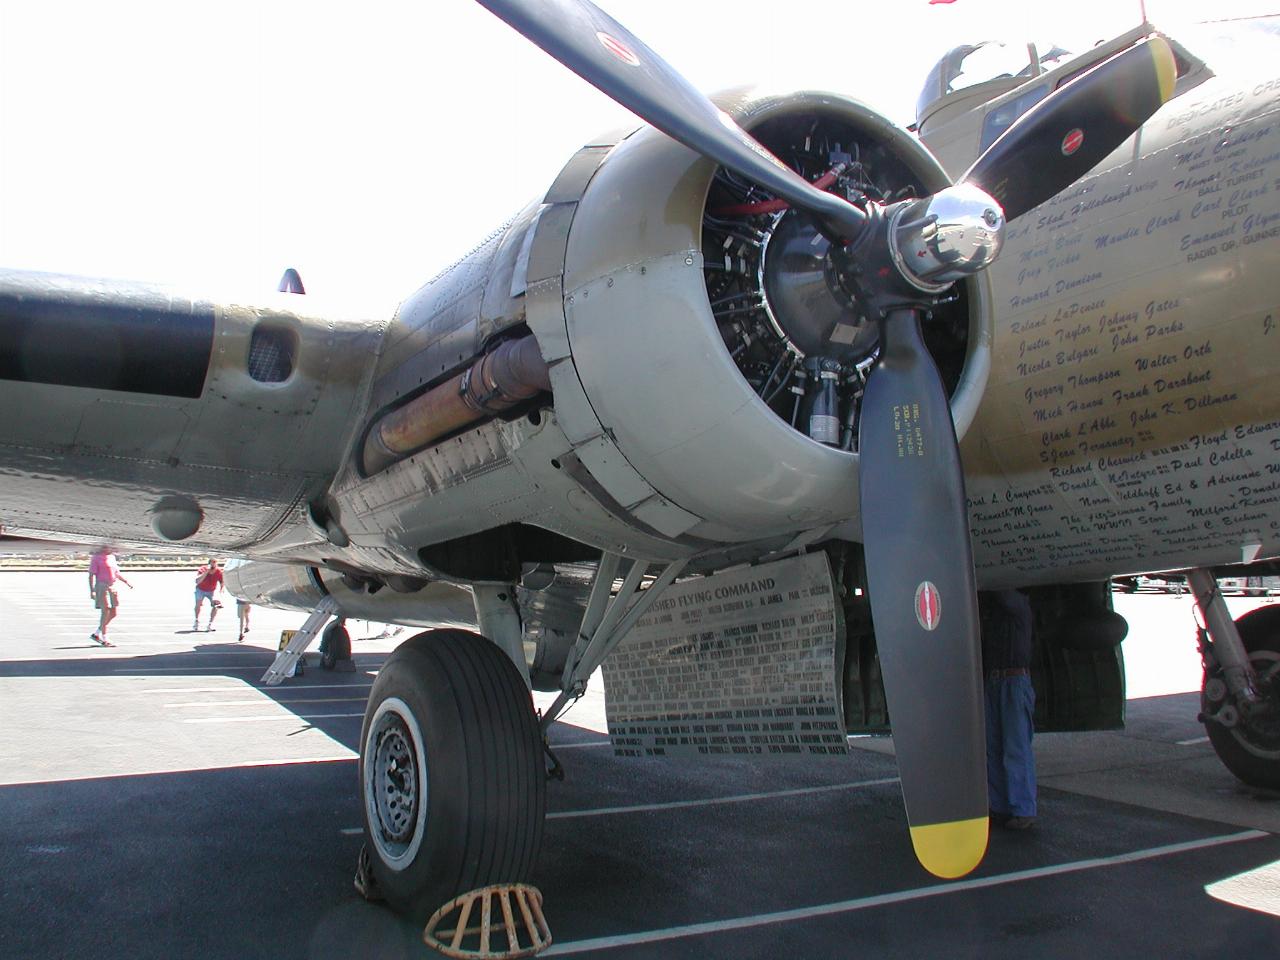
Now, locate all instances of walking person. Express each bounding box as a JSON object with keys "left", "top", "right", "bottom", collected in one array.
[
  {"left": 88, "top": 546, "right": 132, "bottom": 646},
  {"left": 193, "top": 558, "right": 225, "bottom": 631},
  {"left": 979, "top": 588, "right": 1038, "bottom": 830},
  {"left": 236, "top": 600, "right": 251, "bottom": 642}
]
